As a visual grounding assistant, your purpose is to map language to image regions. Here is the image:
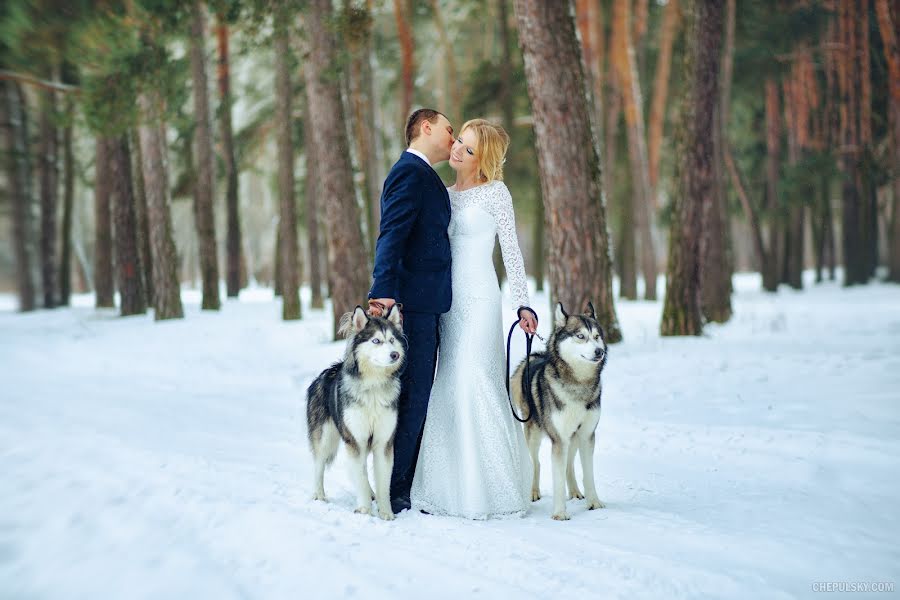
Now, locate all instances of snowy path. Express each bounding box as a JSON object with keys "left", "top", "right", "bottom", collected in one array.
[{"left": 1, "top": 275, "right": 898, "bottom": 599}]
